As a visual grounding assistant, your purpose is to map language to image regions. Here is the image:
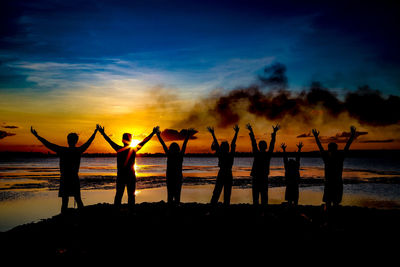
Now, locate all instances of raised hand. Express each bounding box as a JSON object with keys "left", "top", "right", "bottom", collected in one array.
[
  {"left": 233, "top": 124, "right": 240, "bottom": 133},
  {"left": 281, "top": 142, "right": 287, "bottom": 151},
  {"left": 187, "top": 128, "right": 196, "bottom": 136},
  {"left": 297, "top": 142, "right": 304, "bottom": 150},
  {"left": 246, "top": 123, "right": 253, "bottom": 132},
  {"left": 97, "top": 124, "right": 105, "bottom": 135},
  {"left": 350, "top": 126, "right": 356, "bottom": 137},
  {"left": 272, "top": 124, "right": 280, "bottom": 133},
  {"left": 153, "top": 126, "right": 160, "bottom": 134},
  {"left": 30, "top": 126, "right": 38, "bottom": 137},
  {"left": 207, "top": 126, "right": 214, "bottom": 134},
  {"left": 312, "top": 129, "right": 319, "bottom": 137}
]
